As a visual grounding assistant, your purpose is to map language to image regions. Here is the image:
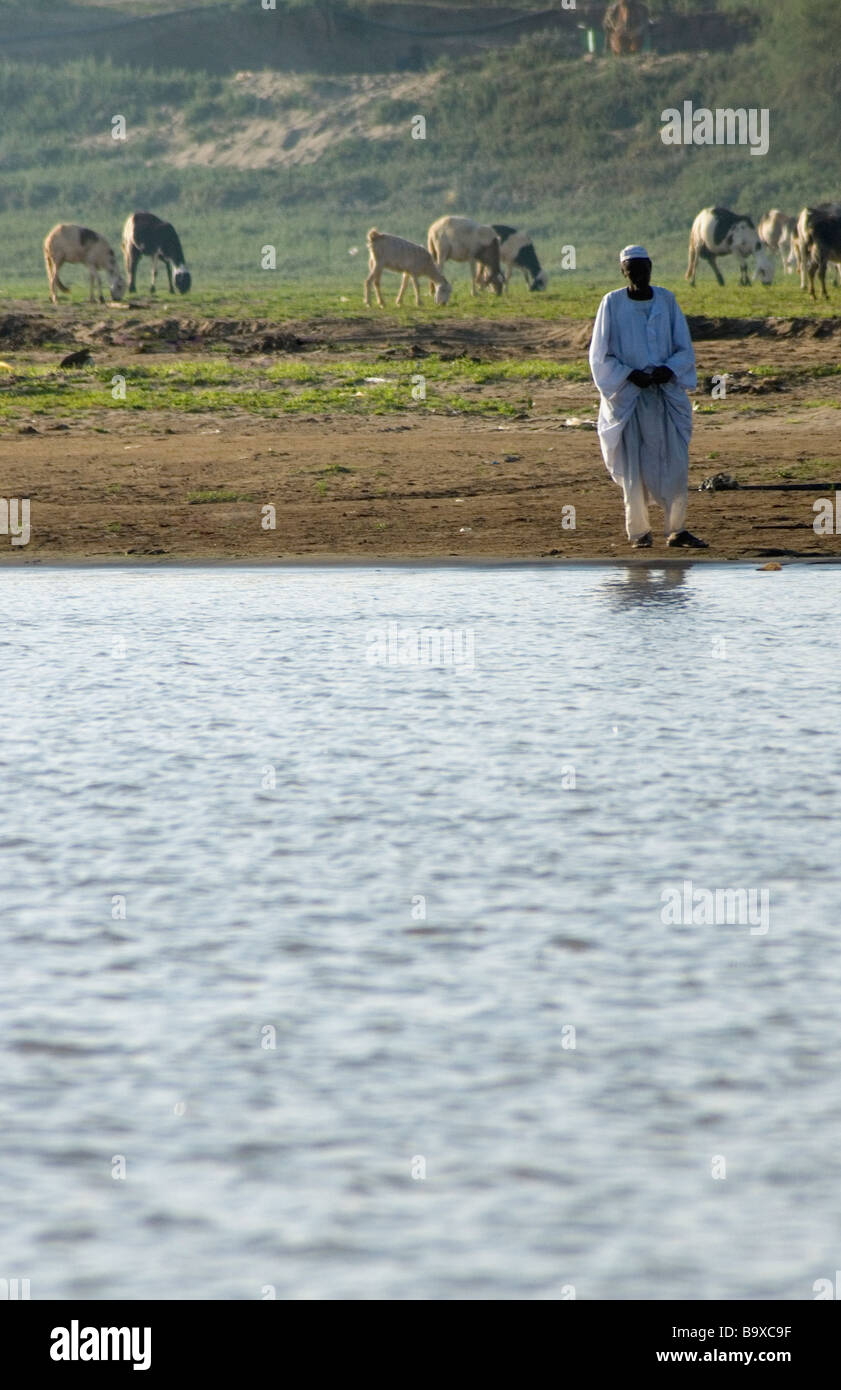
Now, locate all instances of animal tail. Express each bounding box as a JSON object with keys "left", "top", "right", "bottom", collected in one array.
[
  {"left": 44, "top": 247, "right": 69, "bottom": 293},
  {"left": 685, "top": 237, "right": 695, "bottom": 280},
  {"left": 366, "top": 227, "right": 383, "bottom": 245}
]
